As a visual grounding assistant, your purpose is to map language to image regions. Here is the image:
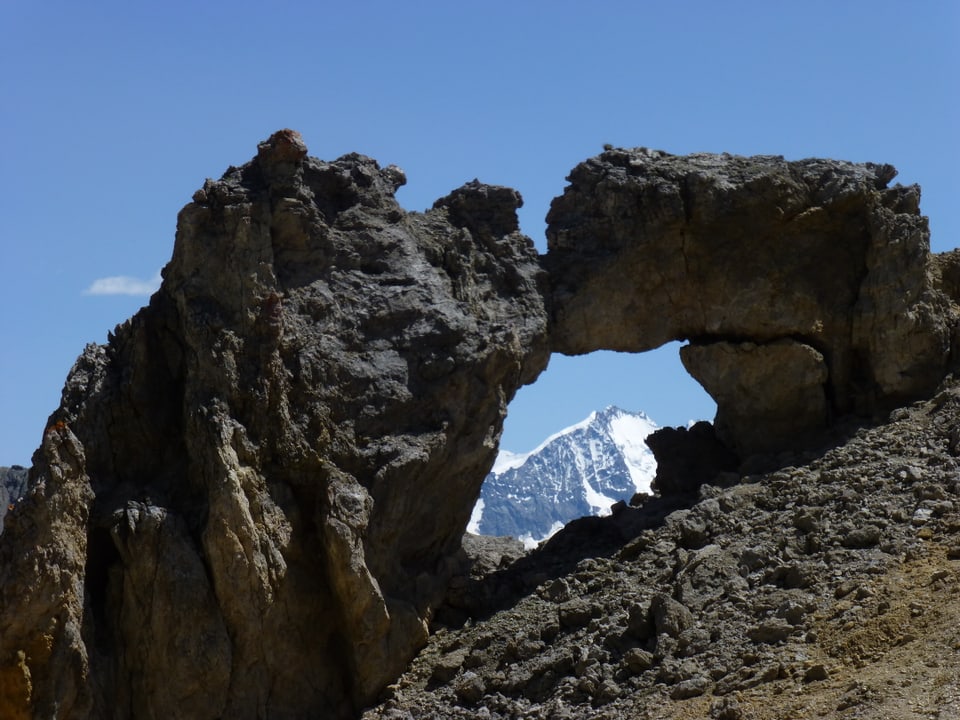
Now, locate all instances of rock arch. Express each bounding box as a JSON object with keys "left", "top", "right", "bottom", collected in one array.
[
  {"left": 545, "top": 147, "right": 955, "bottom": 455},
  {"left": 1, "top": 132, "right": 956, "bottom": 718}
]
